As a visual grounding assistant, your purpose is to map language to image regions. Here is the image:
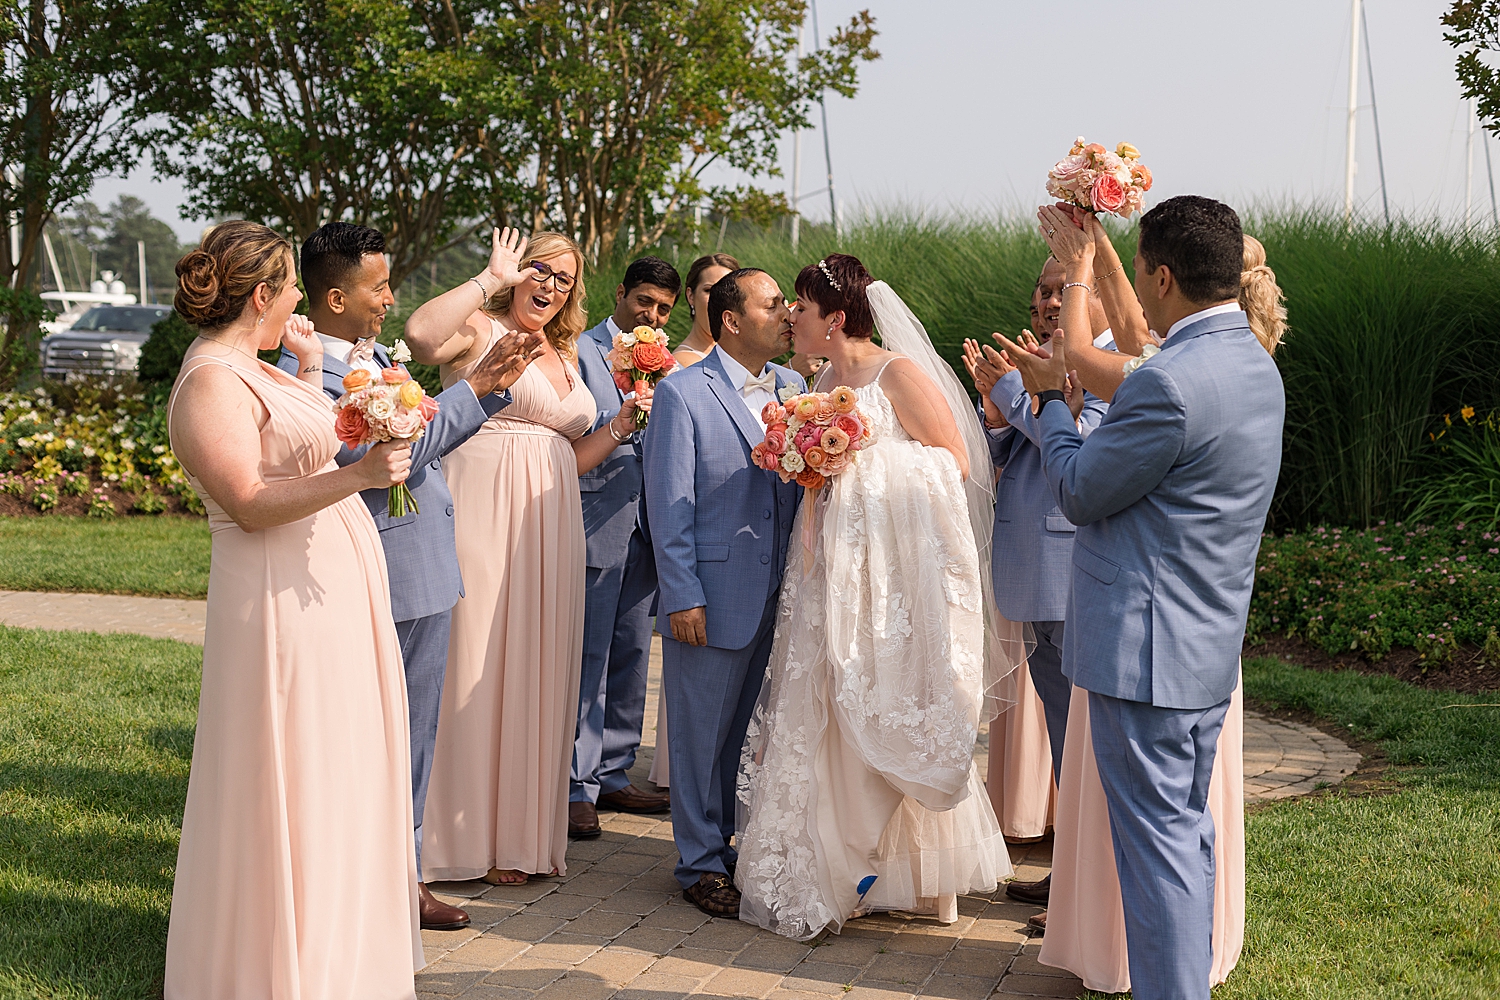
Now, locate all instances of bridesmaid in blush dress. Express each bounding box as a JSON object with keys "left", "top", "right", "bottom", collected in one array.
[
  {"left": 164, "top": 221, "right": 422, "bottom": 999},
  {"left": 407, "top": 230, "right": 652, "bottom": 885}
]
